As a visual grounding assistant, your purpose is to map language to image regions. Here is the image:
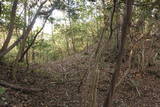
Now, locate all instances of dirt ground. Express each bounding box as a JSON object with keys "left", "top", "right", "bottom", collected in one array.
[{"left": 0, "top": 52, "right": 160, "bottom": 107}]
